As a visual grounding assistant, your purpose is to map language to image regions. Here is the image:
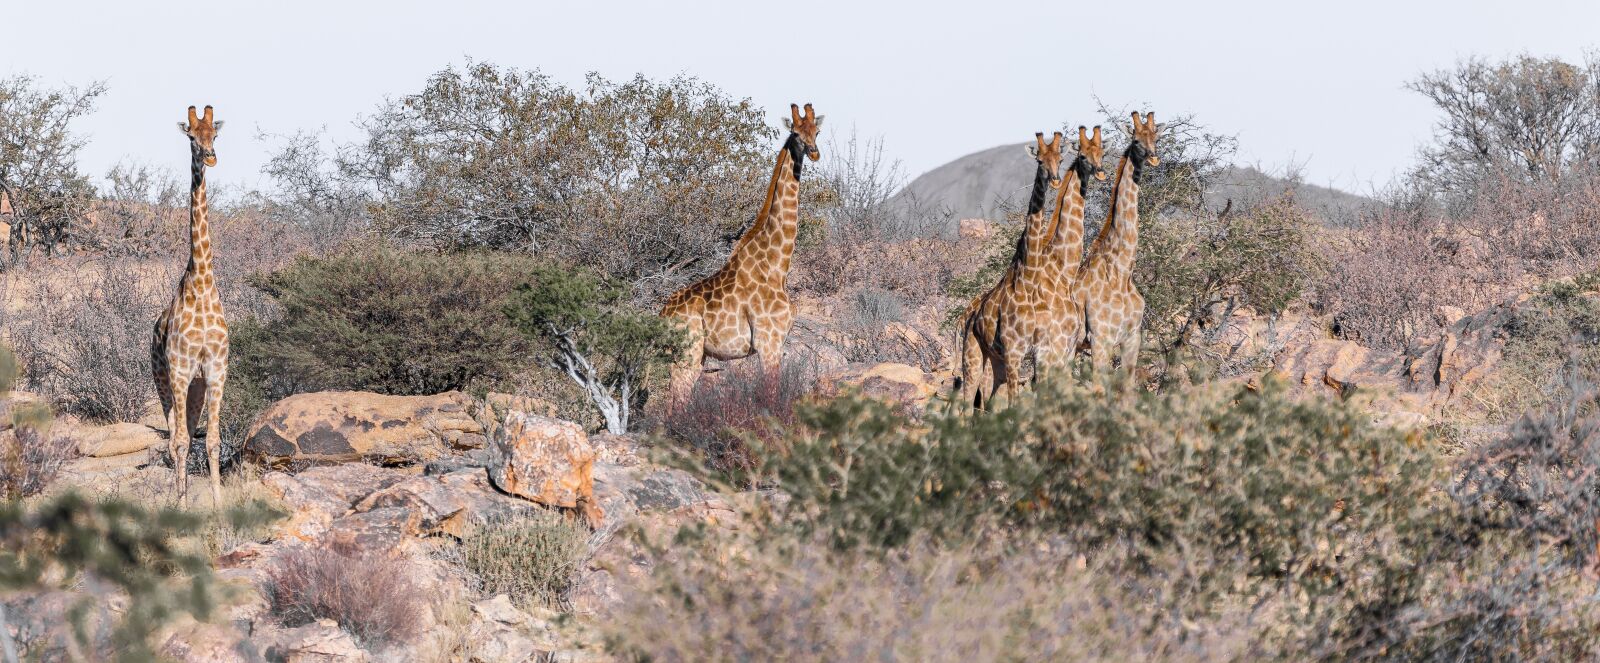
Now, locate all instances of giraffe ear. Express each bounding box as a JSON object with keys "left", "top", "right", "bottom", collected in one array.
[
  {"left": 781, "top": 117, "right": 794, "bottom": 131},
  {"left": 177, "top": 122, "right": 191, "bottom": 135},
  {"left": 212, "top": 120, "right": 225, "bottom": 133},
  {"left": 812, "top": 115, "right": 824, "bottom": 129},
  {"left": 1025, "top": 144, "right": 1040, "bottom": 158}
]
